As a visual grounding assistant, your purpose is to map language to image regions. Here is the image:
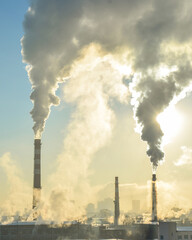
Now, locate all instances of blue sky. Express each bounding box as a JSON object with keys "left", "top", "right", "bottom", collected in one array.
[
  {"left": 0, "top": 3, "right": 30, "bottom": 148},
  {"left": 0, "top": 0, "right": 31, "bottom": 138},
  {"left": 0, "top": 1, "right": 31, "bottom": 134}
]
